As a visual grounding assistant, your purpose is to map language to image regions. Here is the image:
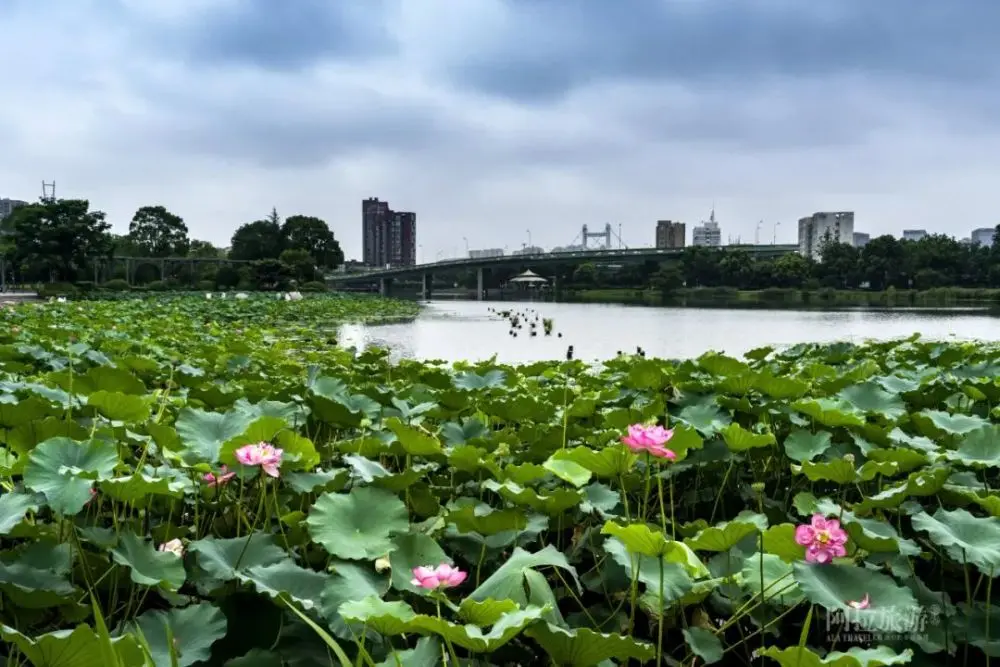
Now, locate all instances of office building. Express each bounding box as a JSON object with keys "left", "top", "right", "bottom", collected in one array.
[
  {"left": 692, "top": 210, "right": 722, "bottom": 247},
  {"left": 0, "top": 198, "right": 28, "bottom": 221},
  {"left": 853, "top": 232, "right": 870, "bottom": 248},
  {"left": 971, "top": 227, "right": 995, "bottom": 247},
  {"left": 902, "top": 229, "right": 927, "bottom": 242},
  {"left": 362, "top": 197, "right": 416, "bottom": 267},
  {"left": 655, "top": 220, "right": 686, "bottom": 249},
  {"left": 469, "top": 248, "right": 504, "bottom": 259},
  {"left": 512, "top": 245, "right": 545, "bottom": 256},
  {"left": 797, "top": 211, "right": 854, "bottom": 259}
]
